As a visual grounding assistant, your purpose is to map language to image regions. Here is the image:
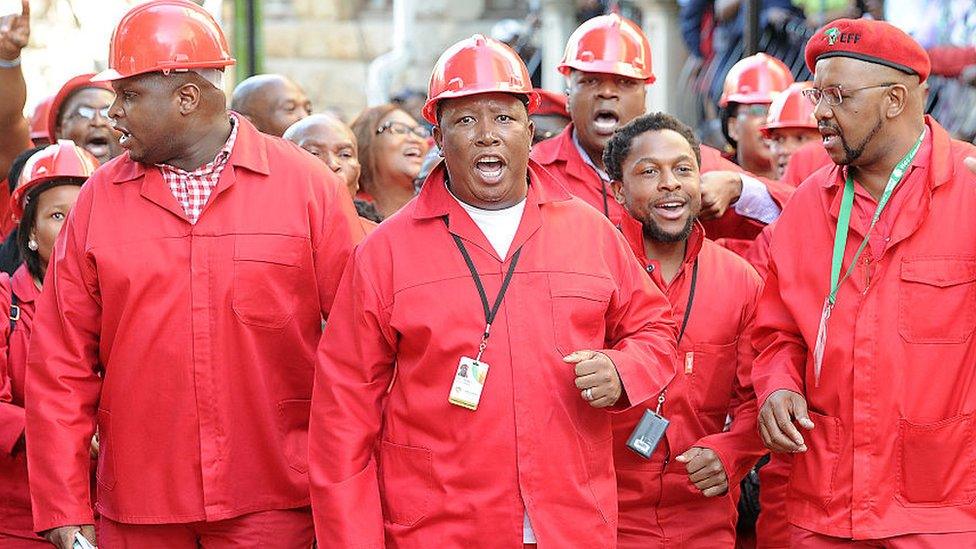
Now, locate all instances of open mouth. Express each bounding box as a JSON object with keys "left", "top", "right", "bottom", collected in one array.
[
  {"left": 85, "top": 135, "right": 112, "bottom": 158},
  {"left": 652, "top": 197, "right": 688, "bottom": 221},
  {"left": 474, "top": 154, "right": 506, "bottom": 183},
  {"left": 819, "top": 125, "right": 840, "bottom": 149},
  {"left": 403, "top": 145, "right": 424, "bottom": 161},
  {"left": 593, "top": 110, "right": 620, "bottom": 135},
  {"left": 116, "top": 127, "right": 132, "bottom": 148}
]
